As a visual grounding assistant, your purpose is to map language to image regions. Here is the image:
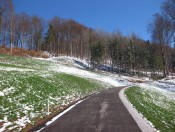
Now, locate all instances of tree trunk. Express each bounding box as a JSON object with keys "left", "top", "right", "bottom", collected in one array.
[
  {"left": 21, "top": 36, "right": 24, "bottom": 54},
  {"left": 10, "top": 21, "right": 13, "bottom": 54},
  {"left": 160, "top": 45, "right": 167, "bottom": 77}
]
